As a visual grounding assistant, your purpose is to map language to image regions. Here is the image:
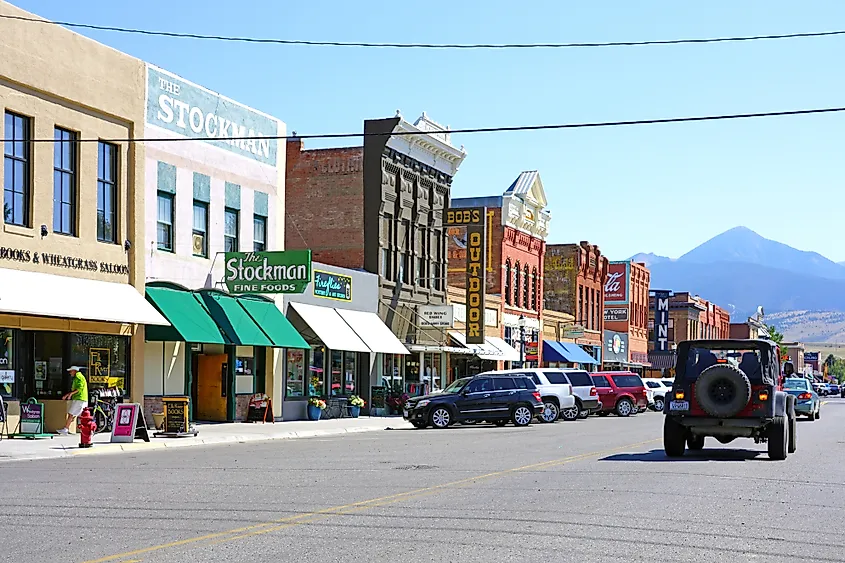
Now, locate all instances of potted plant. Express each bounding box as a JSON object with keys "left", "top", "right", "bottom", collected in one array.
[
  {"left": 348, "top": 395, "right": 365, "bottom": 418},
  {"left": 307, "top": 397, "right": 326, "bottom": 420},
  {"left": 386, "top": 393, "right": 409, "bottom": 416}
]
